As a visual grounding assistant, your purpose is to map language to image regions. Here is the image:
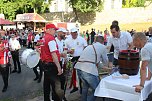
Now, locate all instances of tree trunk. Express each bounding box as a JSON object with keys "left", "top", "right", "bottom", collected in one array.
[
  {"left": 34, "top": 8, "right": 36, "bottom": 13},
  {"left": 71, "top": 0, "right": 78, "bottom": 21},
  {"left": 73, "top": 8, "right": 78, "bottom": 21}
]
